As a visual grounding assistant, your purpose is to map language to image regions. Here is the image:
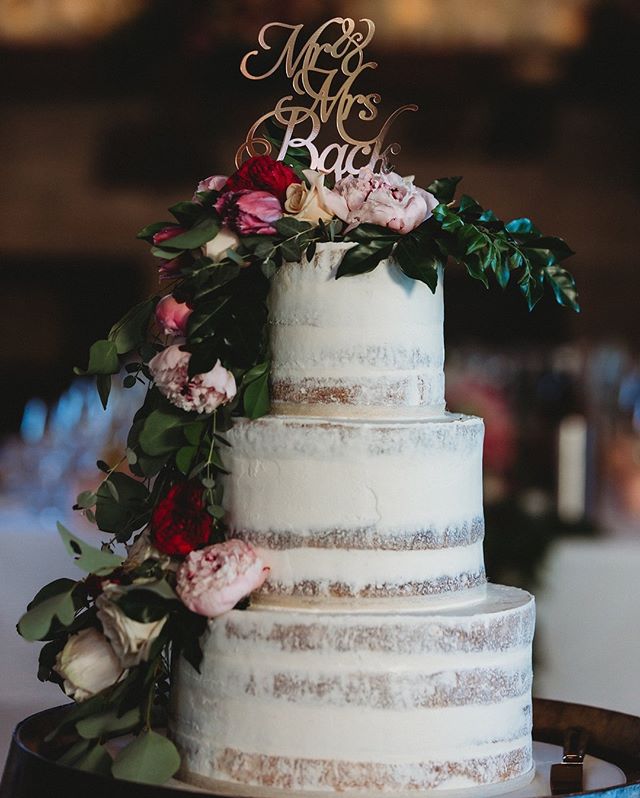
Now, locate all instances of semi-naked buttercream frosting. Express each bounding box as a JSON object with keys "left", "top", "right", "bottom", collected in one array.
[{"left": 171, "top": 243, "right": 535, "bottom": 794}]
